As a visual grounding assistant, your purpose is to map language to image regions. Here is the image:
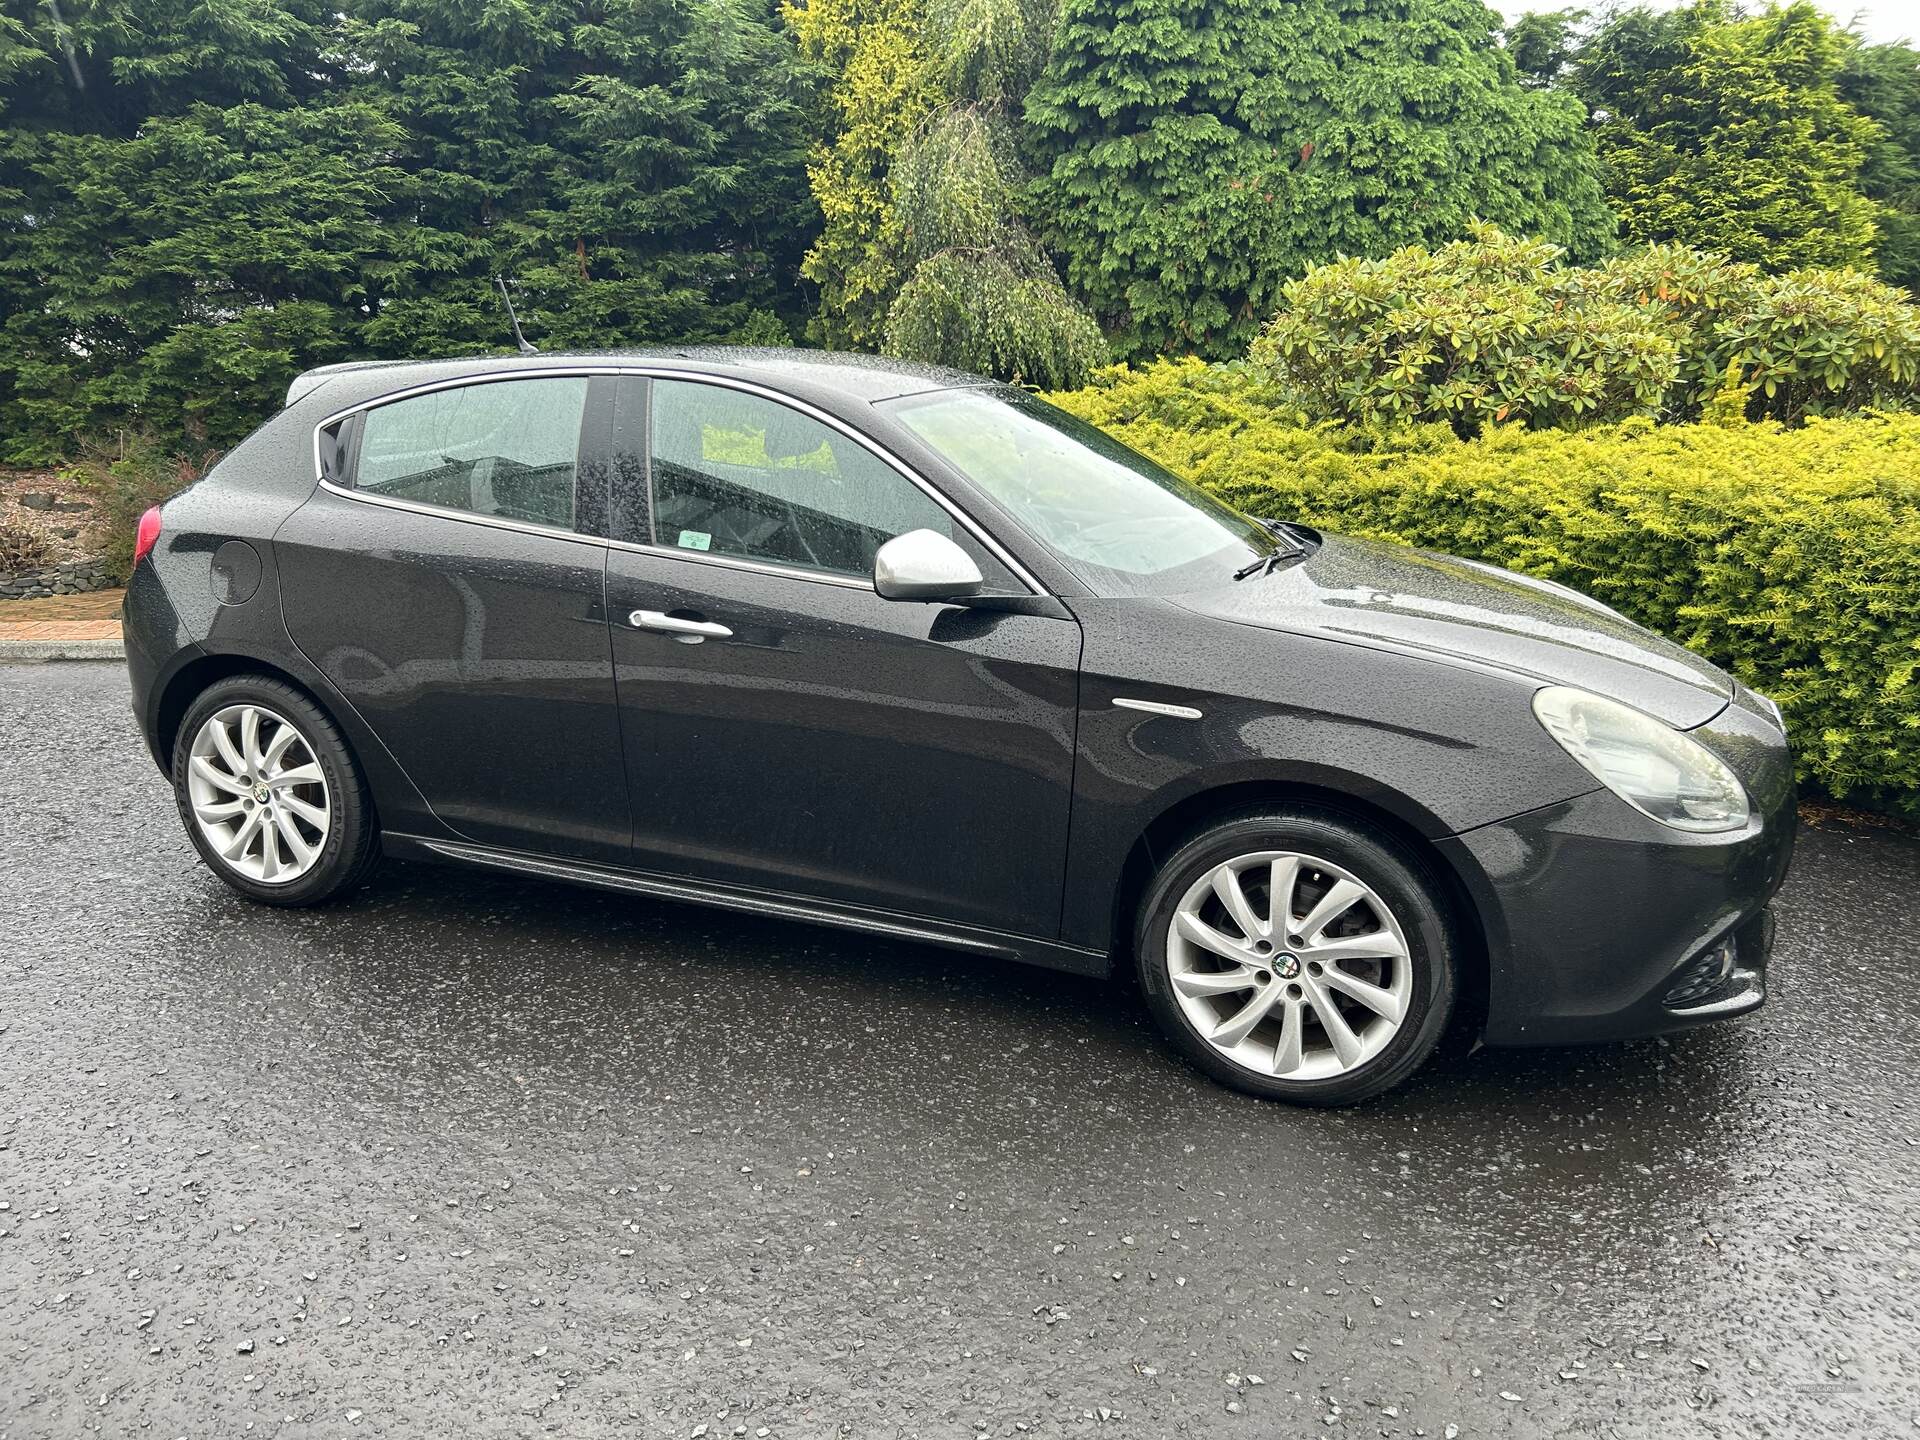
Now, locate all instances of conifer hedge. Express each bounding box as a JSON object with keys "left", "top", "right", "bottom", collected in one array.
[{"left": 1051, "top": 359, "right": 1920, "bottom": 807}]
